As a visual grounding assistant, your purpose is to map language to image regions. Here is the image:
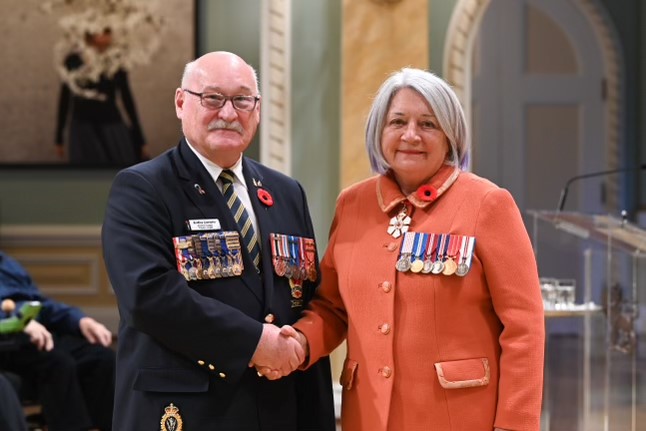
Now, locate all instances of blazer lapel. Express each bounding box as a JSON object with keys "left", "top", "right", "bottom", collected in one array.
[{"left": 173, "top": 140, "right": 223, "bottom": 219}]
